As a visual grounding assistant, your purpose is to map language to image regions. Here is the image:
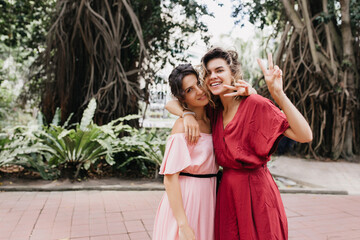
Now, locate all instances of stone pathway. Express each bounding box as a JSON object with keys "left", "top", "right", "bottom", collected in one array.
[{"left": 1, "top": 191, "right": 360, "bottom": 240}]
